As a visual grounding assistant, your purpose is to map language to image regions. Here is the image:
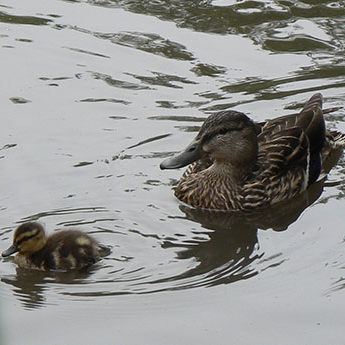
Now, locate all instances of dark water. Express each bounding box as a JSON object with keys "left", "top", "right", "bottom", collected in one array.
[{"left": 1, "top": 0, "right": 345, "bottom": 344}]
